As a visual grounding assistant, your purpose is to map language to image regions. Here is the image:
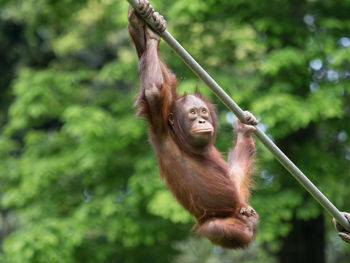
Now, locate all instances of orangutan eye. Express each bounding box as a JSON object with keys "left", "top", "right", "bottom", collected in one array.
[
  {"left": 190, "top": 109, "right": 196, "bottom": 114},
  {"left": 202, "top": 109, "right": 207, "bottom": 114}
]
